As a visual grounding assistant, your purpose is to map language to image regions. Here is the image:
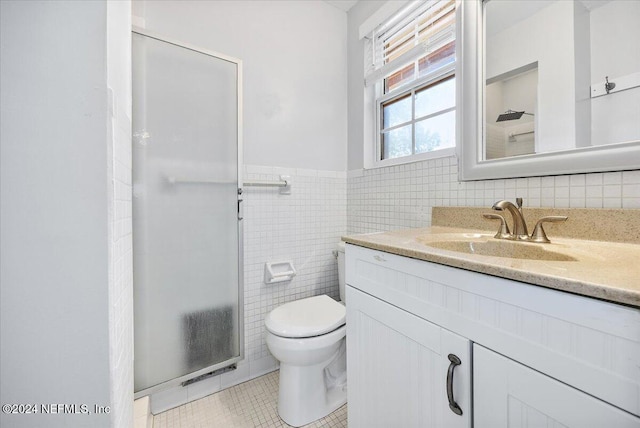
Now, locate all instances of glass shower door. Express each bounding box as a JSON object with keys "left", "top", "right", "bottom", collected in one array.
[{"left": 132, "top": 32, "right": 242, "bottom": 394}]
